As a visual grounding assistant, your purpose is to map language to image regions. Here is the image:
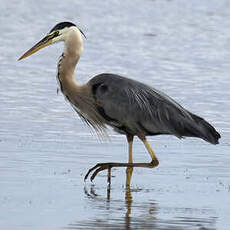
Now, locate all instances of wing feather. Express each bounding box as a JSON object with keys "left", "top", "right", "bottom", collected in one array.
[{"left": 89, "top": 74, "right": 194, "bottom": 137}]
